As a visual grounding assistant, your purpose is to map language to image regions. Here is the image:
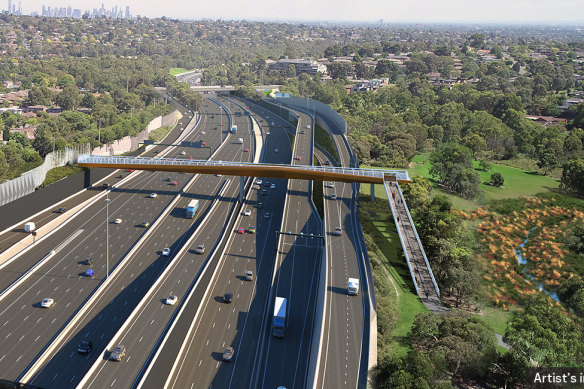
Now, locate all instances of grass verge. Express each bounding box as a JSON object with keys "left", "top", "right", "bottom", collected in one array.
[
  {"left": 314, "top": 124, "right": 339, "bottom": 163},
  {"left": 148, "top": 126, "right": 173, "bottom": 143},
  {"left": 287, "top": 131, "right": 295, "bottom": 151},
  {"left": 358, "top": 195, "right": 427, "bottom": 359},
  {"left": 41, "top": 166, "right": 84, "bottom": 187}
]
